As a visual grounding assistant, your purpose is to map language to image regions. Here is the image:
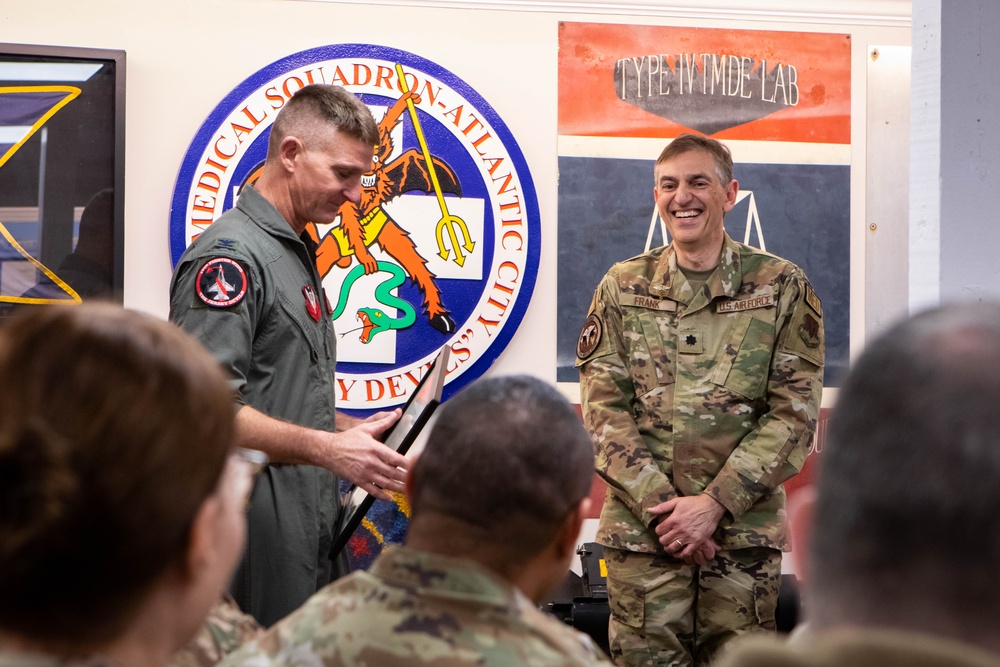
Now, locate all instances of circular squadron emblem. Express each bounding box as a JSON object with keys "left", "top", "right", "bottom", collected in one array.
[
  {"left": 195, "top": 257, "right": 247, "bottom": 308},
  {"left": 170, "top": 44, "right": 540, "bottom": 410}
]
